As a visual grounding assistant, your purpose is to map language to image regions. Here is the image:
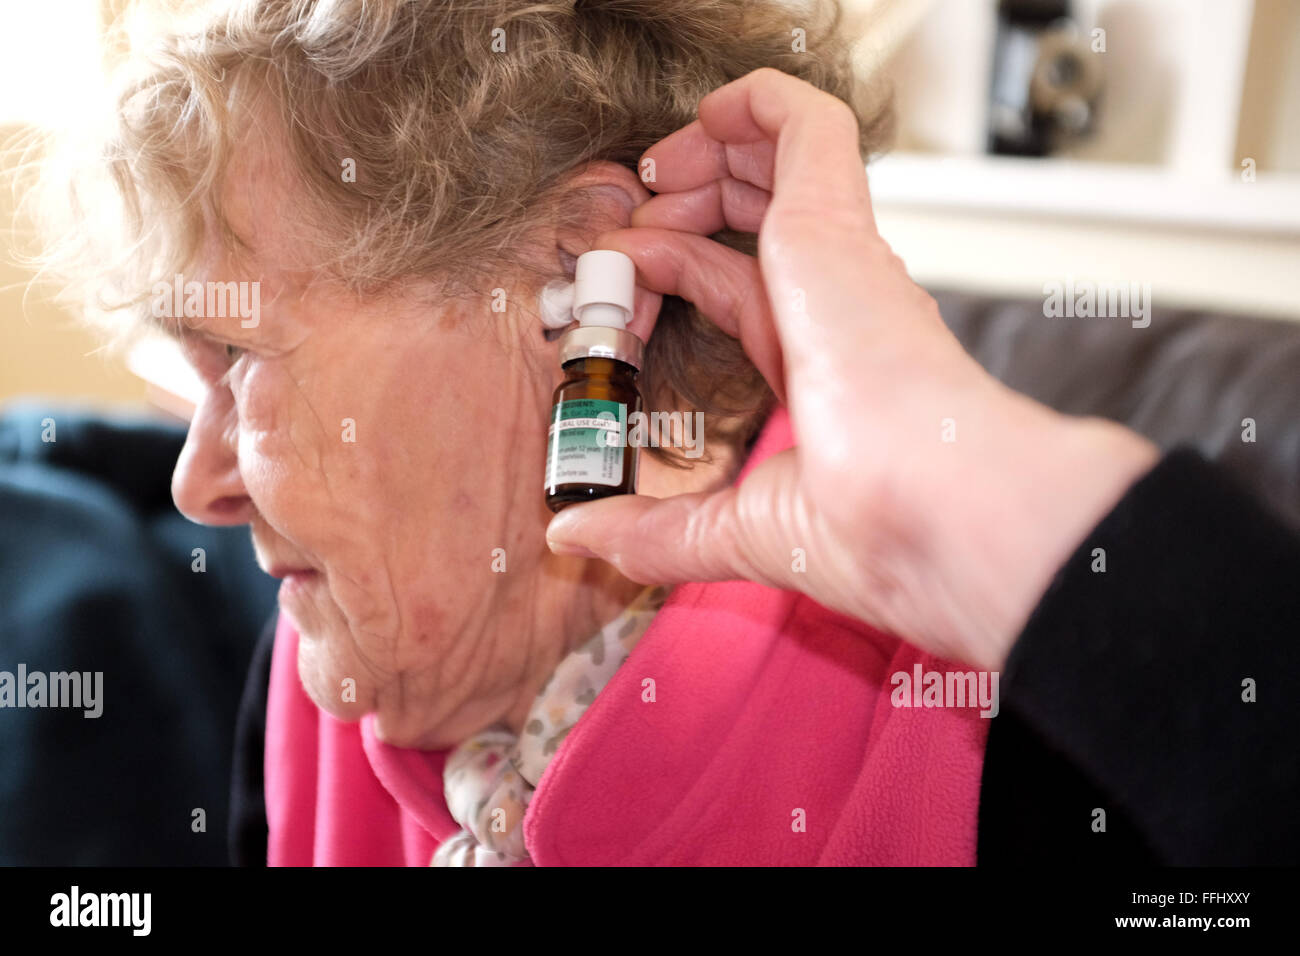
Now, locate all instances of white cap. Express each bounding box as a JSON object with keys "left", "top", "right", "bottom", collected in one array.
[
  {"left": 572, "top": 250, "right": 635, "bottom": 329},
  {"left": 538, "top": 279, "right": 575, "bottom": 330}
]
